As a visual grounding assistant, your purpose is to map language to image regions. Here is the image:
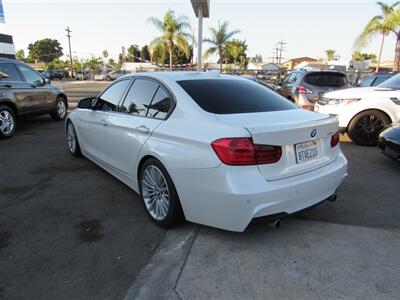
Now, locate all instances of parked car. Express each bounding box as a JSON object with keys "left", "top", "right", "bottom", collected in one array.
[
  {"left": 242, "top": 76, "right": 276, "bottom": 91},
  {"left": 0, "top": 58, "right": 68, "bottom": 139},
  {"left": 315, "top": 73, "right": 400, "bottom": 146},
  {"left": 94, "top": 72, "right": 108, "bottom": 81},
  {"left": 378, "top": 121, "right": 400, "bottom": 160},
  {"left": 75, "top": 71, "right": 90, "bottom": 80},
  {"left": 66, "top": 72, "right": 347, "bottom": 232},
  {"left": 105, "top": 70, "right": 130, "bottom": 81},
  {"left": 277, "top": 70, "right": 348, "bottom": 110},
  {"left": 41, "top": 69, "right": 63, "bottom": 80},
  {"left": 357, "top": 73, "right": 393, "bottom": 87}
]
